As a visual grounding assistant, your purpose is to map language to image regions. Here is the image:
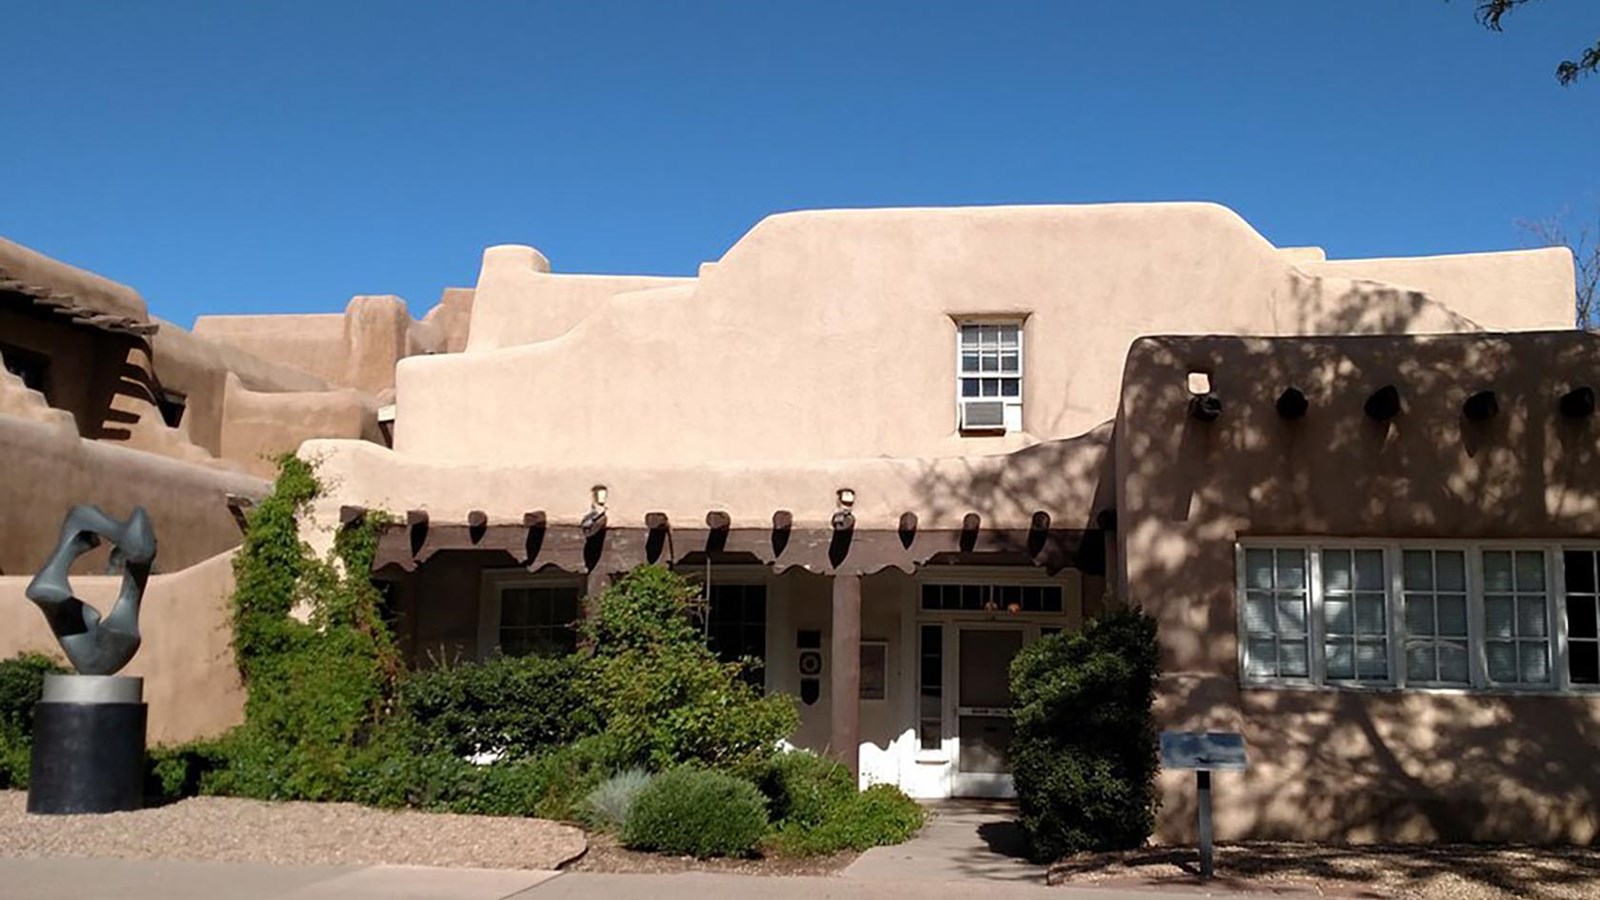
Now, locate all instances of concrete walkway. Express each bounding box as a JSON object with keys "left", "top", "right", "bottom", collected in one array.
[
  {"left": 0, "top": 858, "right": 1239, "bottom": 899},
  {"left": 843, "top": 800, "right": 1048, "bottom": 885}
]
